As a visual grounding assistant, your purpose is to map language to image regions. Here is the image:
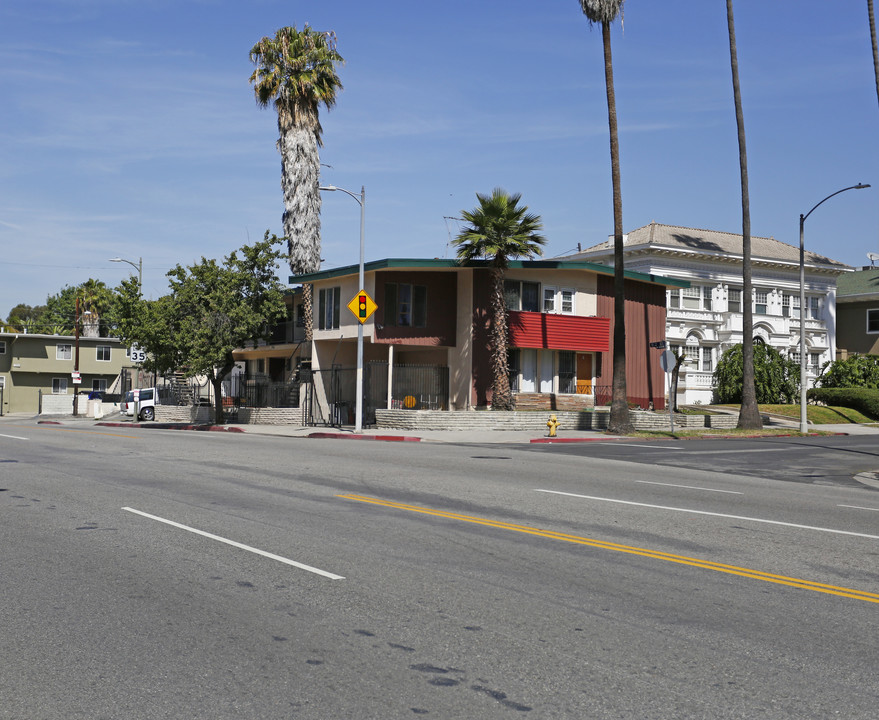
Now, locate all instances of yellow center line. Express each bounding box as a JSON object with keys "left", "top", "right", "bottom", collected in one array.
[{"left": 338, "top": 493, "right": 879, "bottom": 605}]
